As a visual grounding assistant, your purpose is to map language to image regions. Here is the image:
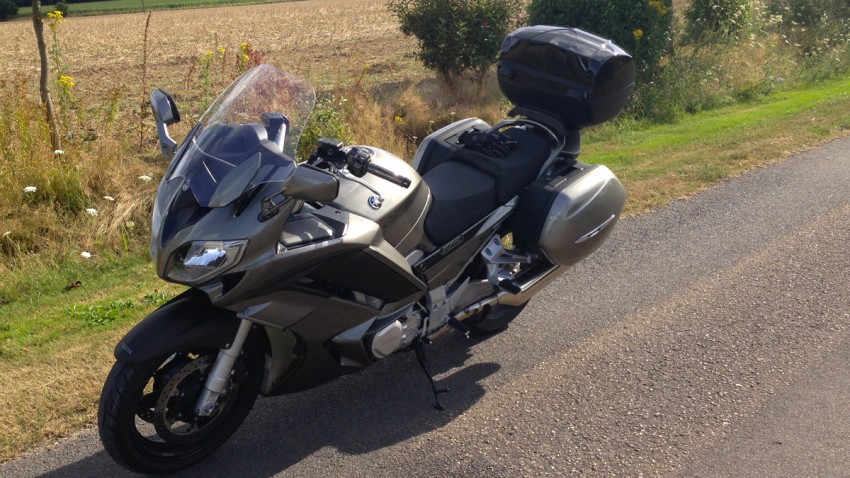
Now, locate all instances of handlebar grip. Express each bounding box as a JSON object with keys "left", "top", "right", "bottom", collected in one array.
[{"left": 367, "top": 163, "right": 412, "bottom": 189}]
